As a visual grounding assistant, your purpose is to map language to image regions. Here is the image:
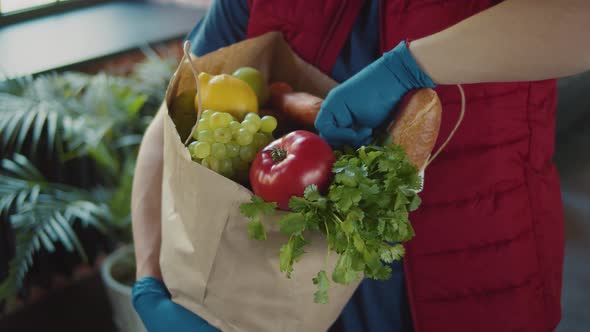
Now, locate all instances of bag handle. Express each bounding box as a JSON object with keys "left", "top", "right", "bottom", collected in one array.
[
  {"left": 423, "top": 84, "right": 466, "bottom": 168},
  {"left": 182, "top": 40, "right": 204, "bottom": 146}
]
